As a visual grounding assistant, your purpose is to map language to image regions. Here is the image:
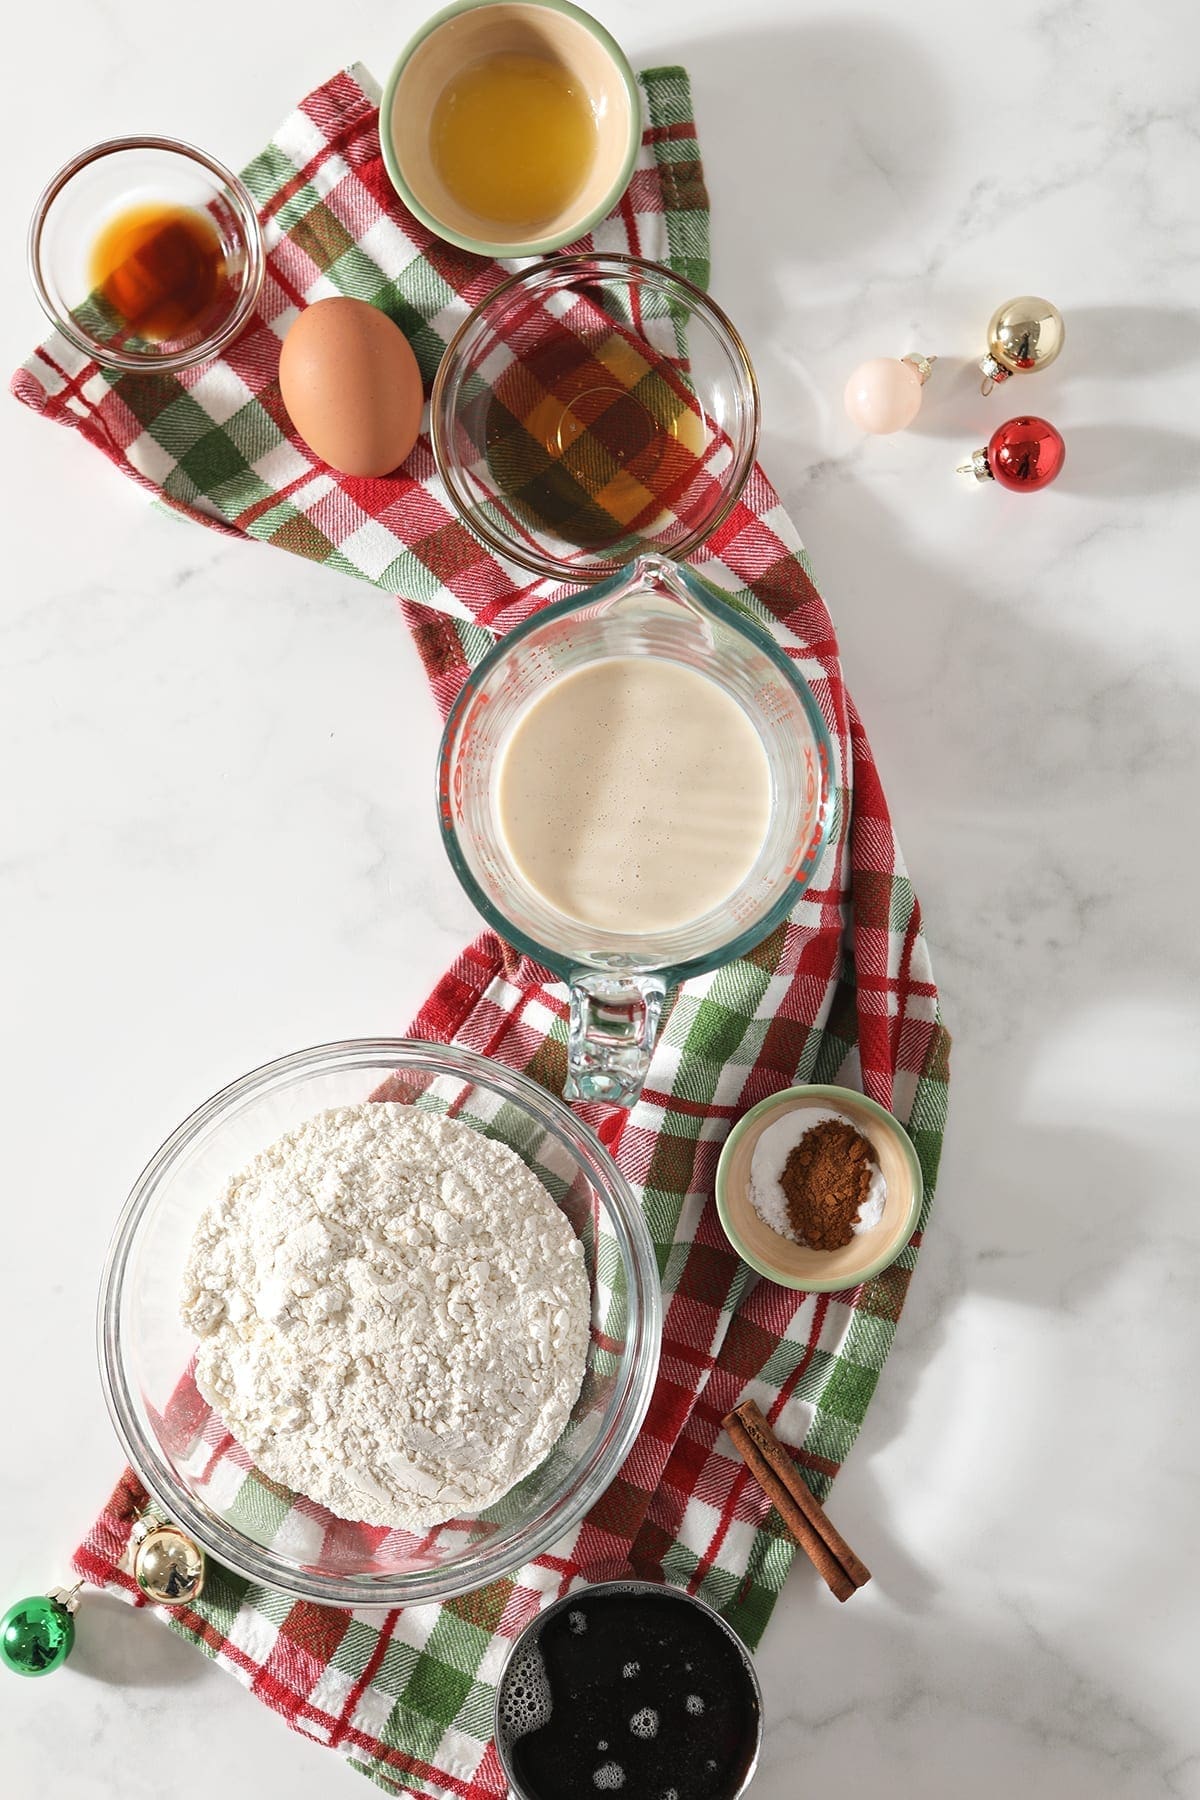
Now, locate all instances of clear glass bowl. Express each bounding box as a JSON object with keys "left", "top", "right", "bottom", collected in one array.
[
  {"left": 431, "top": 252, "right": 760, "bottom": 582},
  {"left": 98, "top": 1039, "right": 662, "bottom": 1606},
  {"left": 28, "top": 136, "right": 265, "bottom": 373}
]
